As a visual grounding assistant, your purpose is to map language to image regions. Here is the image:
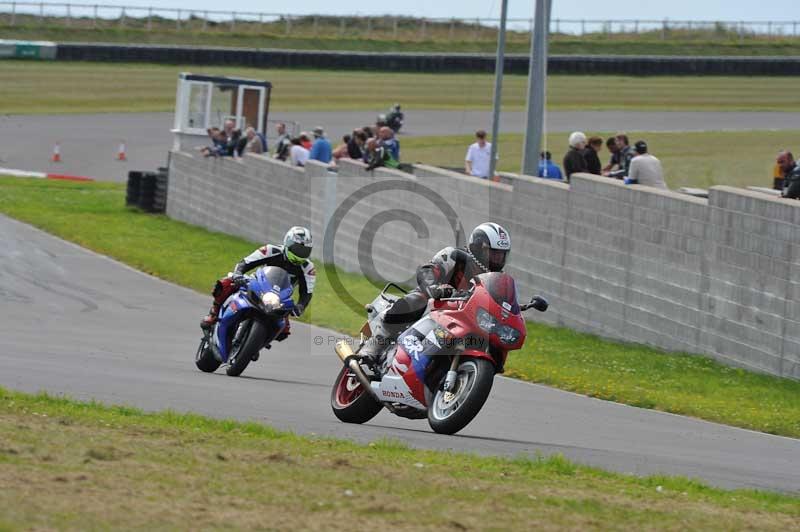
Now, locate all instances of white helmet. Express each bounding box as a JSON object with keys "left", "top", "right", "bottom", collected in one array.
[
  {"left": 283, "top": 226, "right": 313, "bottom": 265},
  {"left": 468, "top": 222, "right": 511, "bottom": 272}
]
